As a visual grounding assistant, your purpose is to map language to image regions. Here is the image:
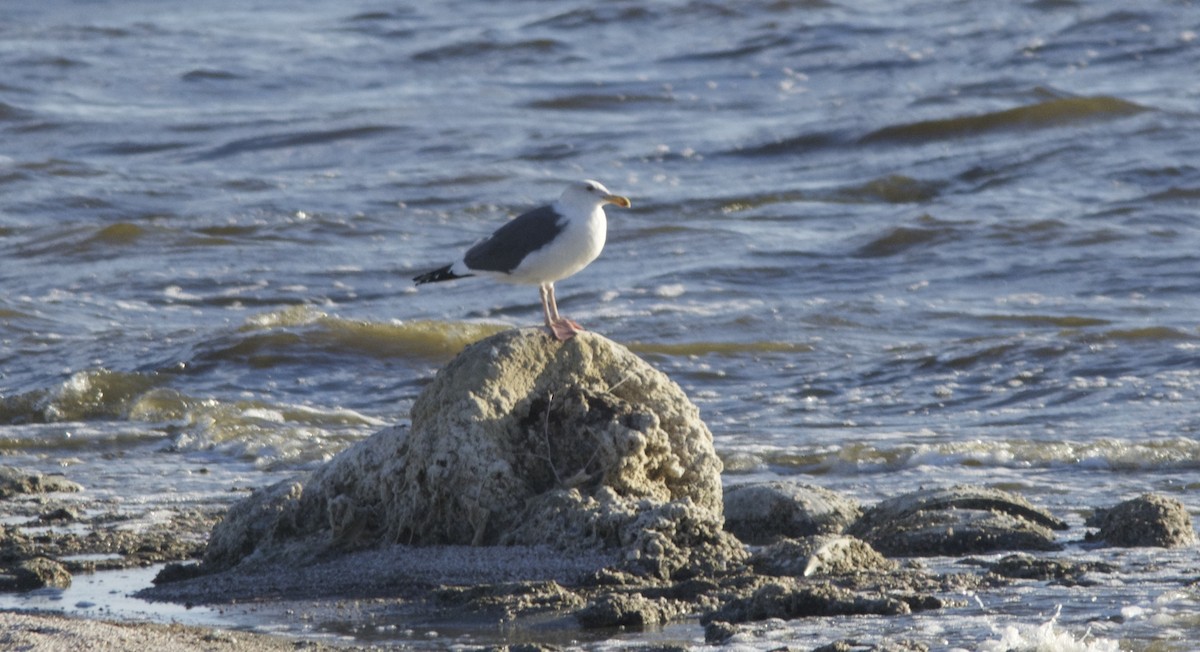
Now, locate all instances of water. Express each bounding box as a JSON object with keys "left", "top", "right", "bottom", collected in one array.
[{"left": 2, "top": 0, "right": 1199, "bottom": 648}]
